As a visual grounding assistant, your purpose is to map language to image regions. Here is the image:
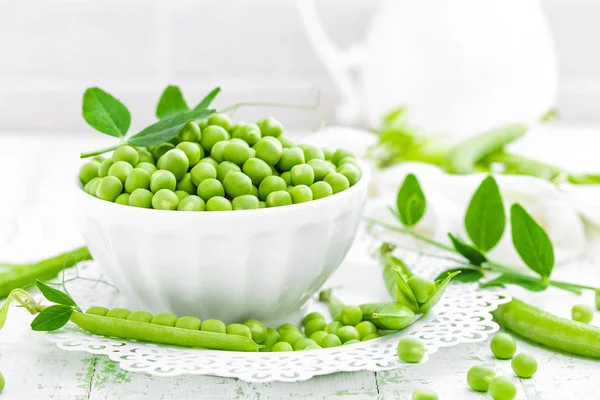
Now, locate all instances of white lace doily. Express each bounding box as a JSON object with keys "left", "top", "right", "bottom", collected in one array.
[{"left": 44, "top": 252, "right": 510, "bottom": 382}]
